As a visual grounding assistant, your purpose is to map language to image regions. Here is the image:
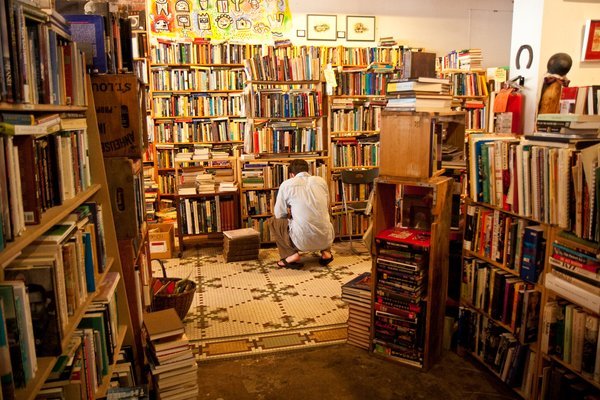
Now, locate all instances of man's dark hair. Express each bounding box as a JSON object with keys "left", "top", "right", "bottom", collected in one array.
[{"left": 289, "top": 159, "right": 309, "bottom": 175}]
